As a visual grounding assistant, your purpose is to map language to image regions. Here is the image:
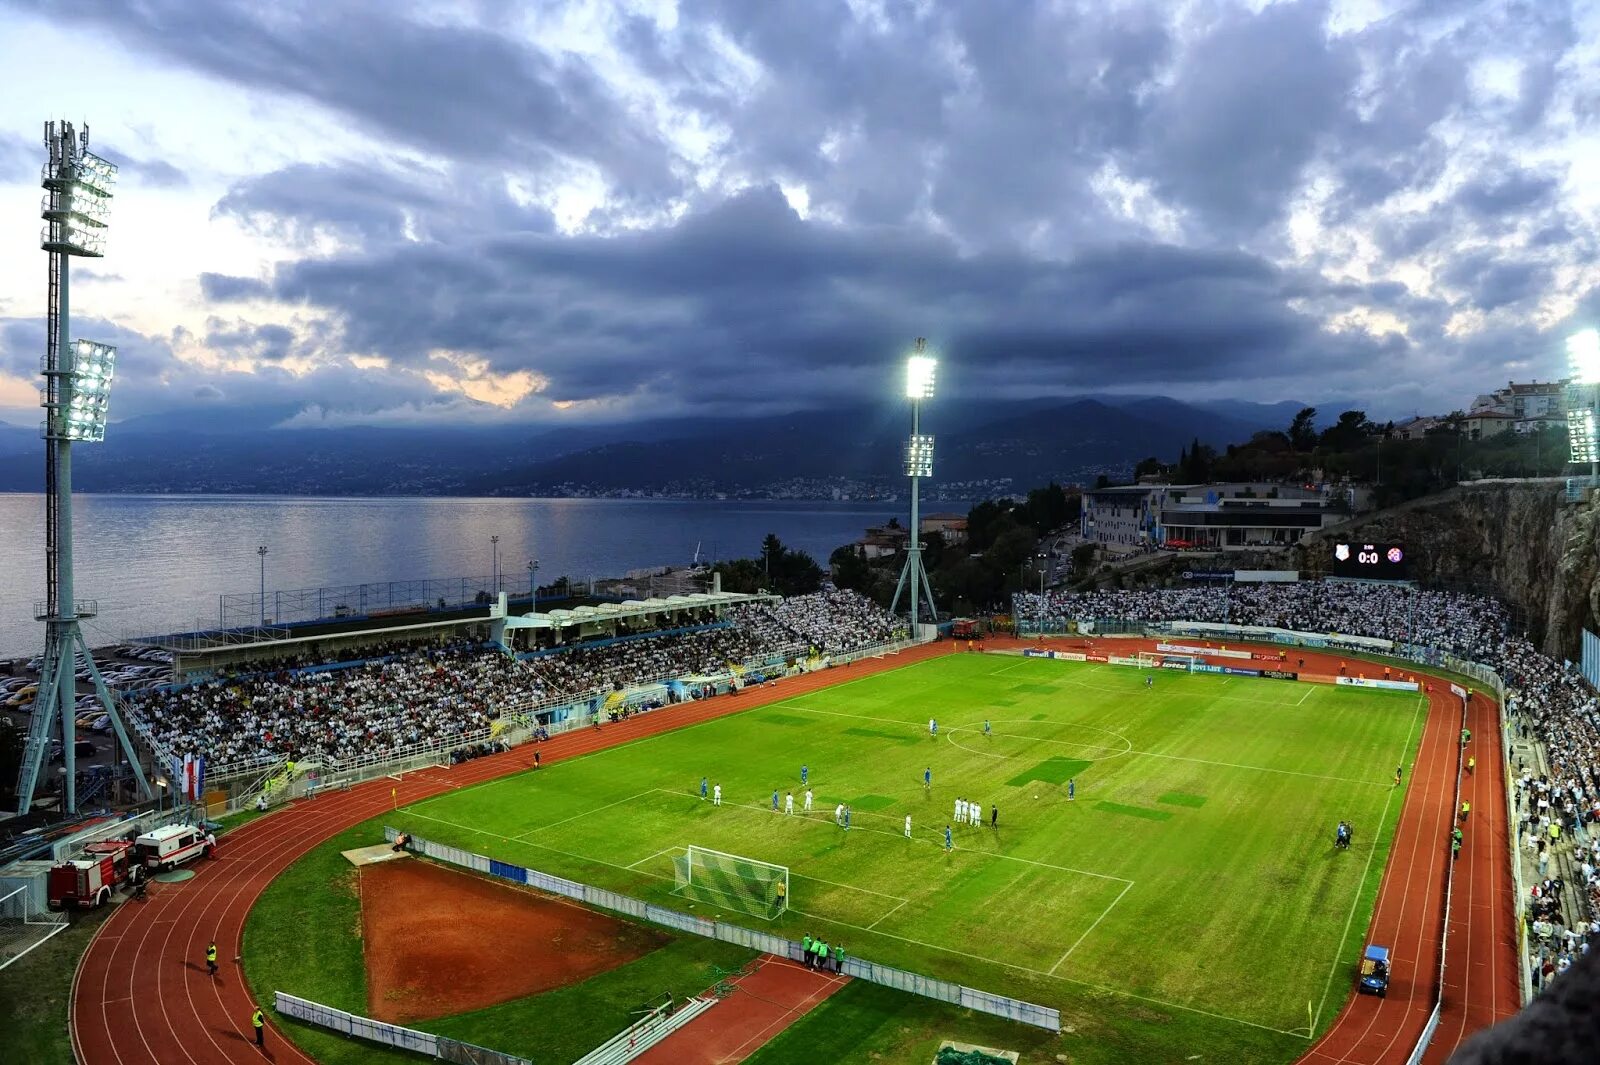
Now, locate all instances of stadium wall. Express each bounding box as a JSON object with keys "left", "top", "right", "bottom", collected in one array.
[{"left": 384, "top": 827, "right": 1063, "bottom": 1033}]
